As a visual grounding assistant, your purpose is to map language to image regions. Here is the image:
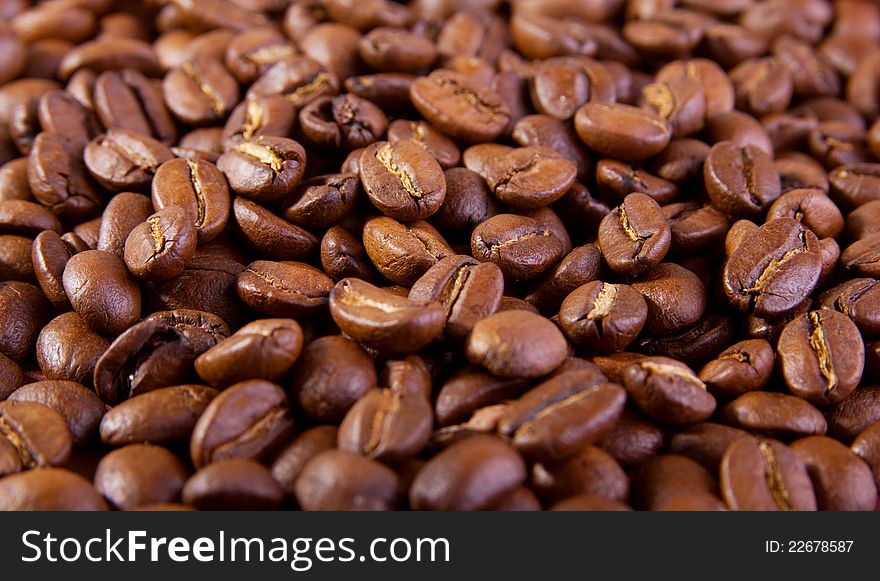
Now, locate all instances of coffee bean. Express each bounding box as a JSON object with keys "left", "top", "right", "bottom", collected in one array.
[
  {"left": 96, "top": 192, "right": 154, "bottom": 258},
  {"left": 195, "top": 319, "right": 303, "bottom": 388},
  {"left": 29, "top": 230, "right": 71, "bottom": 310},
  {"left": 0, "top": 352, "right": 23, "bottom": 401},
  {"left": 320, "top": 226, "right": 375, "bottom": 282},
  {"left": 816, "top": 278, "right": 880, "bottom": 336},
  {"left": 766, "top": 187, "right": 844, "bottom": 240},
  {"left": 624, "top": 356, "right": 716, "bottom": 426},
  {"left": 704, "top": 140, "right": 781, "bottom": 217},
  {"left": 512, "top": 114, "right": 591, "bottom": 181},
  {"left": 631, "top": 454, "right": 719, "bottom": 511},
  {"left": 163, "top": 56, "right": 239, "bottom": 126},
  {"left": 720, "top": 437, "right": 817, "bottom": 511},
  {"left": 83, "top": 129, "right": 174, "bottom": 192},
  {"left": 841, "top": 234, "right": 880, "bottom": 278},
  {"left": 631, "top": 262, "right": 706, "bottom": 337},
  {"left": 281, "top": 173, "right": 359, "bottom": 231},
  {"left": 0, "top": 281, "right": 47, "bottom": 362},
  {"left": 575, "top": 103, "right": 671, "bottom": 161},
  {"left": 791, "top": 436, "right": 878, "bottom": 511},
  {"left": 466, "top": 310, "right": 567, "bottom": 378},
  {"left": 851, "top": 423, "right": 880, "bottom": 488},
  {"left": 232, "top": 197, "right": 317, "bottom": 261},
  {"left": 296, "top": 449, "right": 399, "bottom": 511},
  {"left": 217, "top": 136, "right": 307, "bottom": 203},
  {"left": 470, "top": 145, "right": 577, "bottom": 210},
  {"left": 124, "top": 206, "right": 198, "bottom": 282},
  {"left": 598, "top": 193, "right": 671, "bottom": 277},
  {"left": 723, "top": 218, "right": 822, "bottom": 318},
  {"left": 222, "top": 95, "right": 297, "bottom": 151},
  {"left": 299, "top": 94, "right": 389, "bottom": 151},
  {"left": 190, "top": 379, "right": 293, "bottom": 468},
  {"left": 270, "top": 425, "right": 338, "bottom": 497},
  {"left": 846, "top": 200, "right": 880, "bottom": 241},
  {"left": 827, "top": 387, "right": 880, "bottom": 443},
  {"left": 0, "top": 400, "right": 71, "bottom": 468},
  {"left": 247, "top": 56, "right": 339, "bottom": 108},
  {"left": 0, "top": 467, "right": 108, "bottom": 510},
  {"left": 698, "top": 339, "right": 773, "bottom": 398},
  {"left": 597, "top": 408, "right": 665, "bottom": 469},
  {"left": 359, "top": 140, "right": 446, "bottom": 221},
  {"left": 338, "top": 389, "right": 433, "bottom": 463},
  {"left": 435, "top": 368, "right": 530, "bottom": 427},
  {"left": 100, "top": 385, "right": 218, "bottom": 446},
  {"left": 152, "top": 158, "right": 230, "bottom": 244},
  {"left": 668, "top": 422, "right": 751, "bottom": 473},
  {"left": 183, "top": 458, "right": 283, "bottom": 511},
  {"left": 531, "top": 445, "right": 628, "bottom": 503},
  {"left": 94, "top": 444, "right": 189, "bottom": 510},
  {"left": 35, "top": 312, "right": 110, "bottom": 388},
  {"left": 705, "top": 110, "right": 773, "bottom": 154},
  {"left": 147, "top": 256, "right": 246, "bottom": 328},
  {"left": 94, "top": 310, "right": 228, "bottom": 405},
  {"left": 730, "top": 57, "right": 793, "bottom": 116},
  {"left": 28, "top": 131, "right": 103, "bottom": 222},
  {"left": 721, "top": 392, "right": 827, "bottom": 438},
  {"left": 471, "top": 213, "right": 564, "bottom": 281},
  {"left": 329, "top": 278, "right": 445, "bottom": 353},
  {"left": 236, "top": 260, "right": 333, "bottom": 318},
  {"left": 93, "top": 69, "right": 177, "bottom": 145},
  {"left": 387, "top": 119, "right": 461, "bottom": 170},
  {"left": 225, "top": 28, "right": 297, "bottom": 84},
  {"left": 558, "top": 281, "right": 647, "bottom": 352},
  {"left": 777, "top": 310, "right": 864, "bottom": 406}
]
